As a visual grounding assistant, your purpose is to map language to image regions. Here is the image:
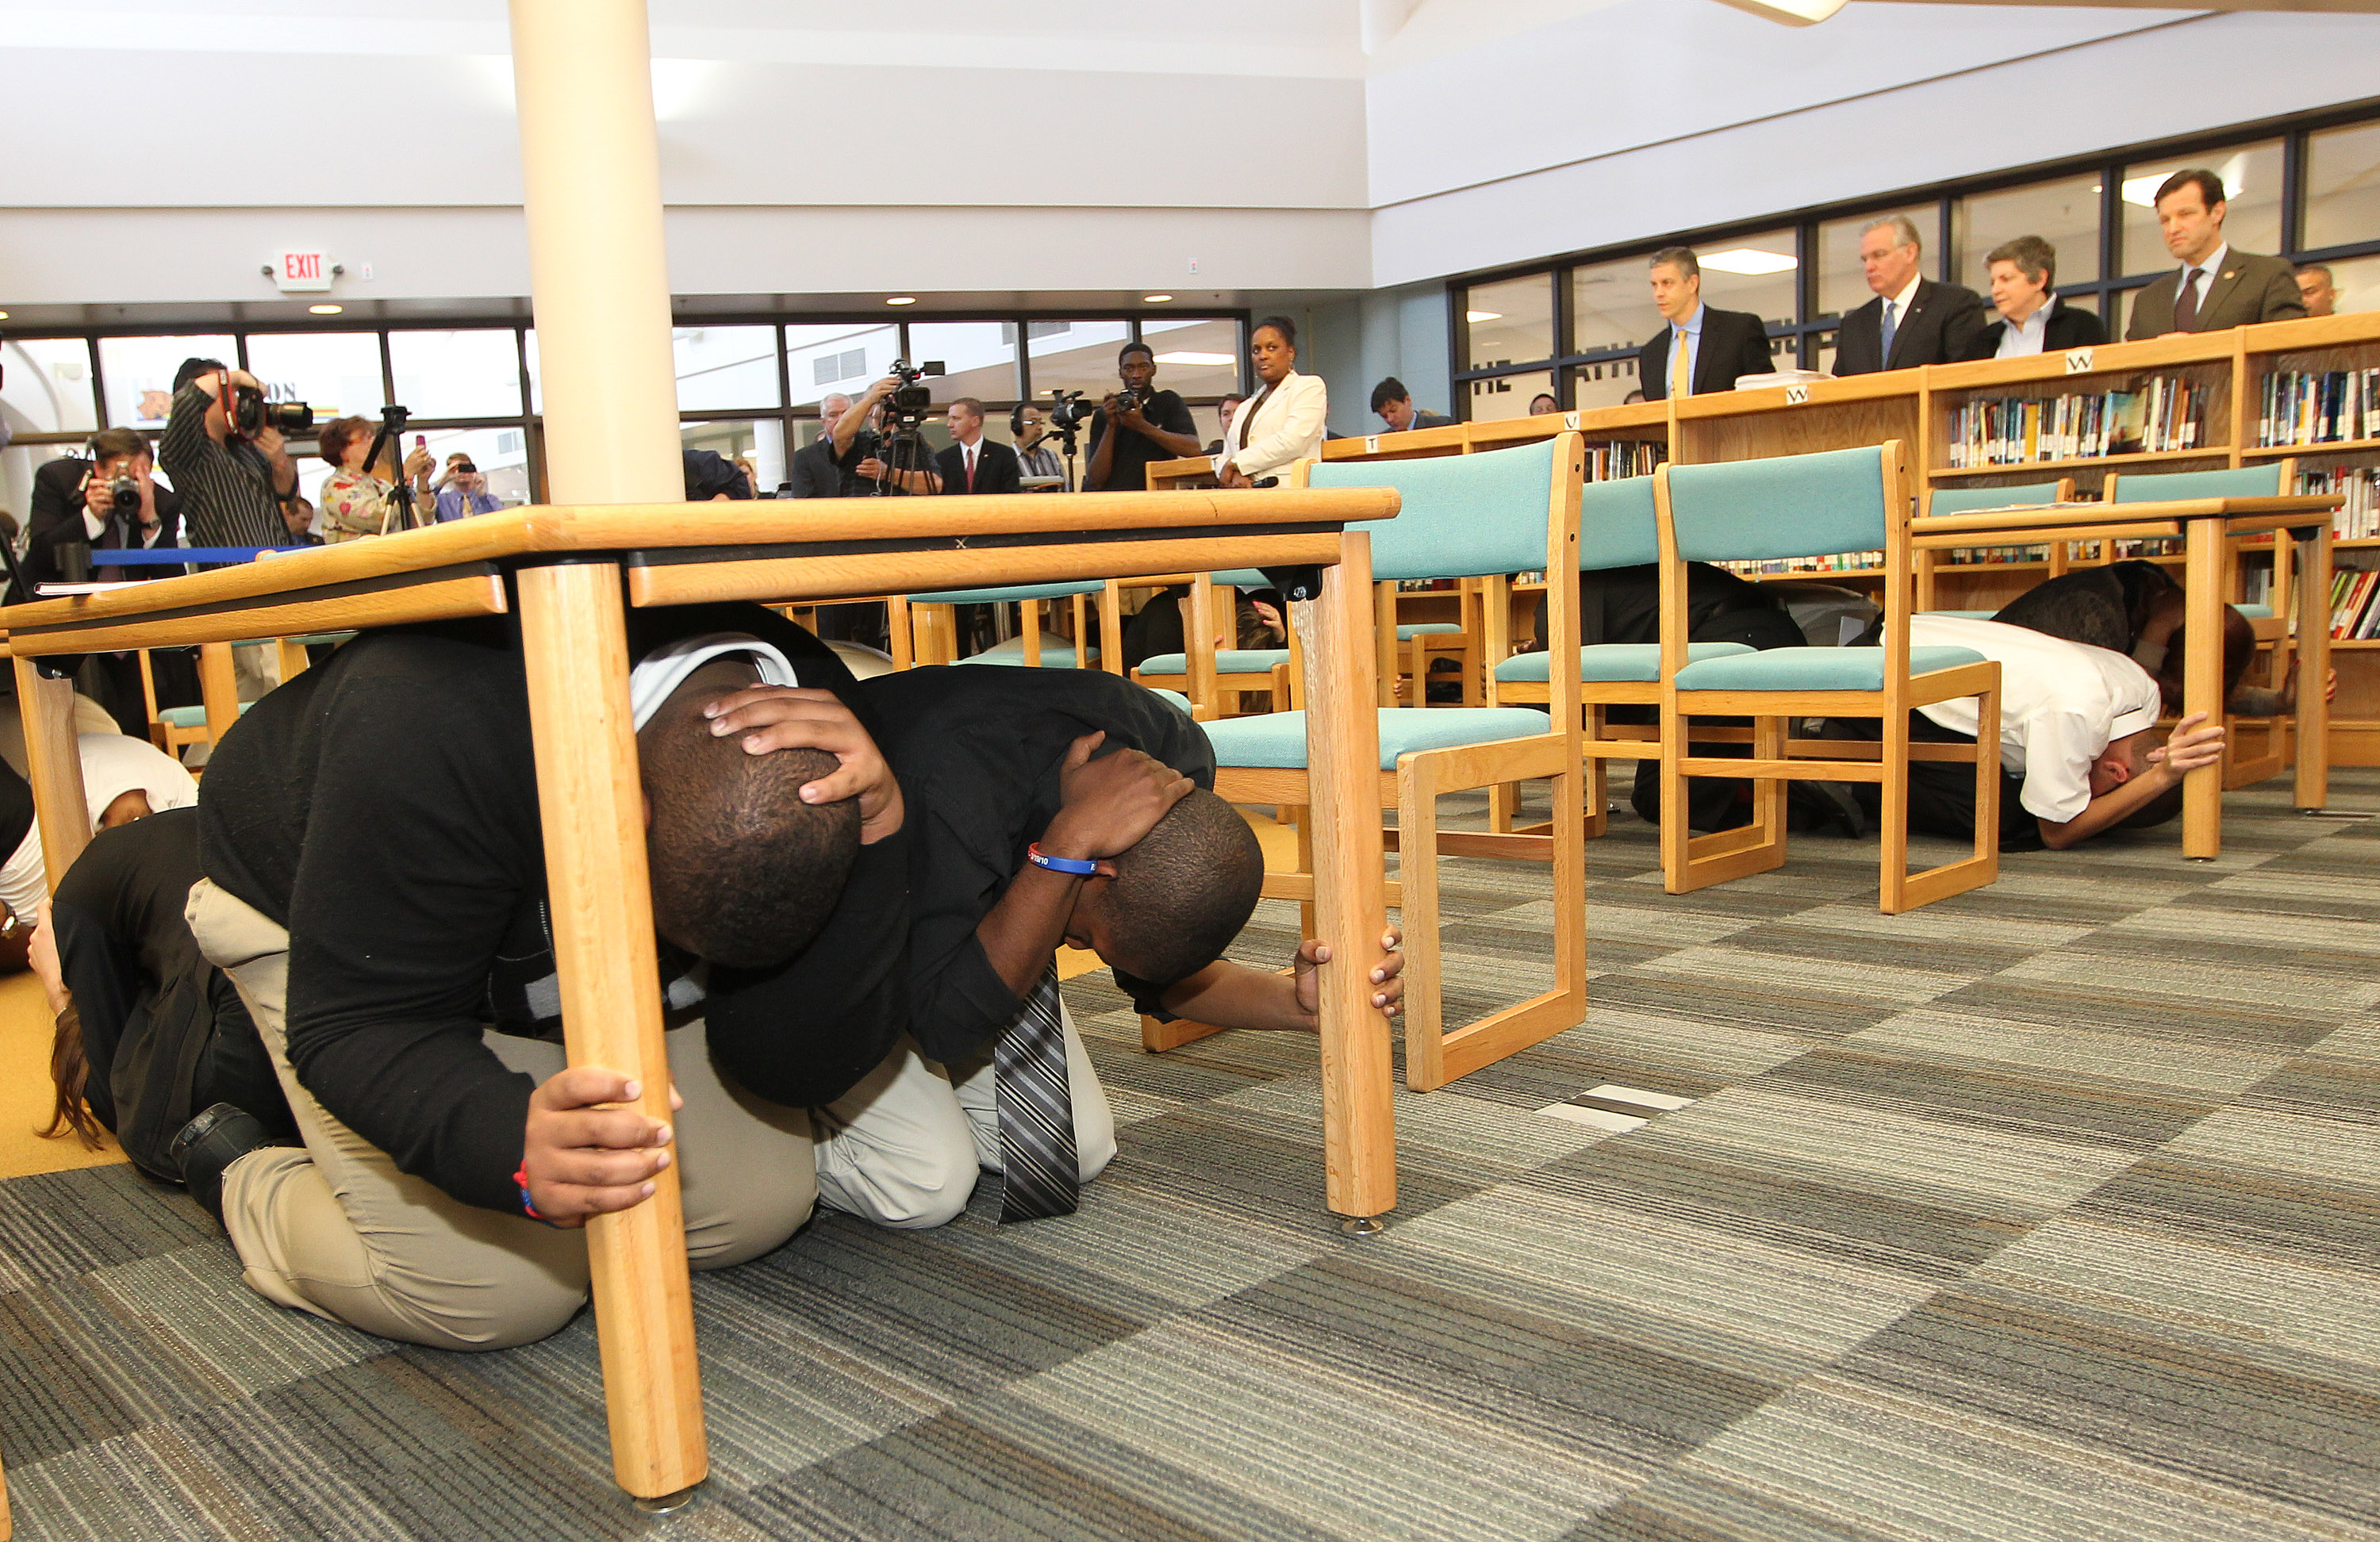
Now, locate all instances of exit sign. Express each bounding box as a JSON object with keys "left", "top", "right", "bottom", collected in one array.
[{"left": 275, "top": 250, "right": 332, "bottom": 292}]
